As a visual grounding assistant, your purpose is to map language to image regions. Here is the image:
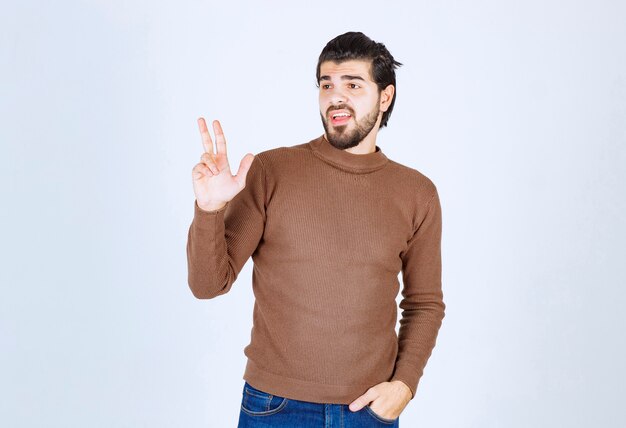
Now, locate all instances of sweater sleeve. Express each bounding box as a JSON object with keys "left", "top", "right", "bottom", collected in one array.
[
  {"left": 186, "top": 155, "right": 267, "bottom": 299},
  {"left": 390, "top": 188, "right": 445, "bottom": 399}
]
